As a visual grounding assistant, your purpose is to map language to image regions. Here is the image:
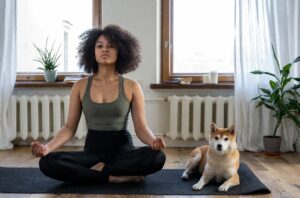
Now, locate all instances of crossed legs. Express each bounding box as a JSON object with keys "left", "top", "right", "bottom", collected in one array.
[{"left": 39, "top": 146, "right": 165, "bottom": 183}]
